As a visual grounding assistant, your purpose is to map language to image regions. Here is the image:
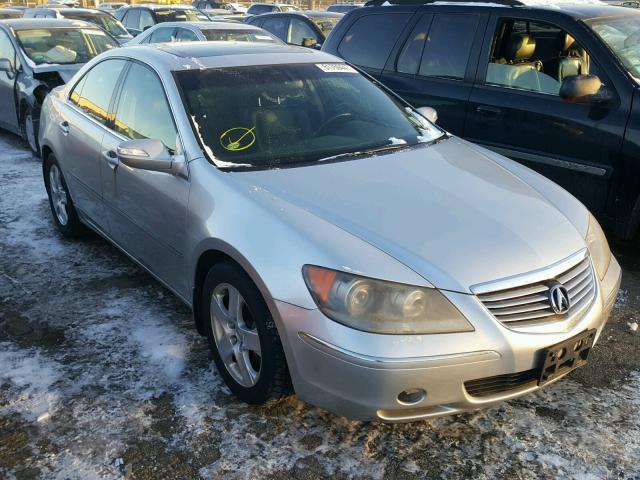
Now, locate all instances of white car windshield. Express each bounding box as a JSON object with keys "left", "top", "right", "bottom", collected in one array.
[
  {"left": 177, "top": 63, "right": 443, "bottom": 169},
  {"left": 16, "top": 27, "right": 118, "bottom": 65},
  {"left": 586, "top": 14, "right": 640, "bottom": 78}
]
